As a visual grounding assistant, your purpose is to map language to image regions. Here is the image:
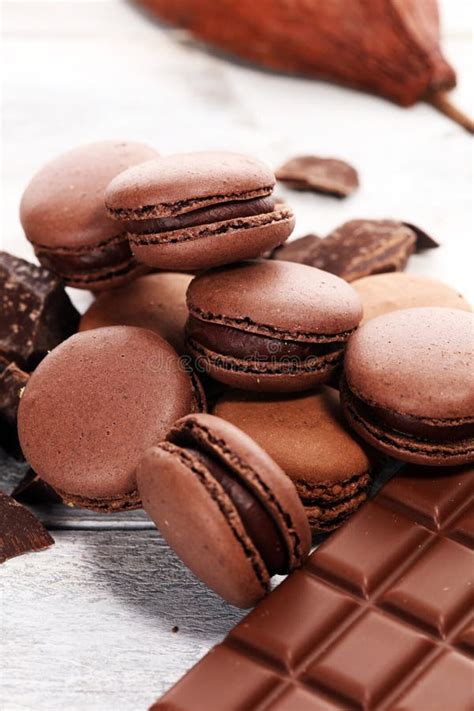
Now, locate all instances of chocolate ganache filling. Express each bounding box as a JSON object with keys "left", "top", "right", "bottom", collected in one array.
[
  {"left": 343, "top": 378, "right": 474, "bottom": 443},
  {"left": 187, "top": 447, "right": 288, "bottom": 575},
  {"left": 125, "top": 196, "right": 276, "bottom": 235},
  {"left": 34, "top": 236, "right": 133, "bottom": 276},
  {"left": 187, "top": 317, "right": 344, "bottom": 361}
]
